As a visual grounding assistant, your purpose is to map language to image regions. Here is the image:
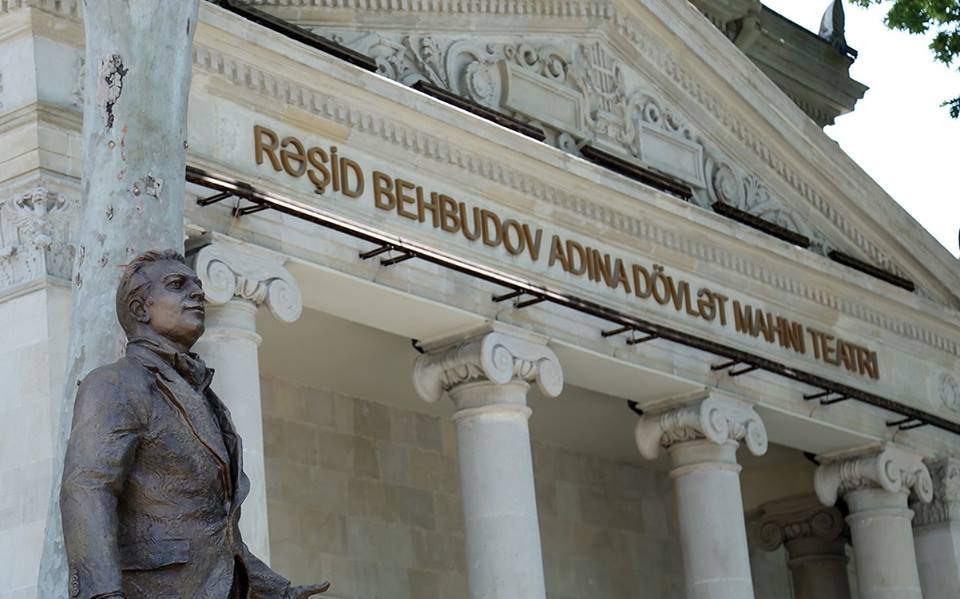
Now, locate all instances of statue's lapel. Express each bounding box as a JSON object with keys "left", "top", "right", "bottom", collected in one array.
[
  {"left": 206, "top": 389, "right": 245, "bottom": 502},
  {"left": 131, "top": 347, "right": 232, "bottom": 472}
]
